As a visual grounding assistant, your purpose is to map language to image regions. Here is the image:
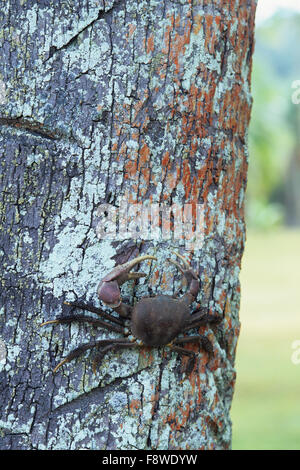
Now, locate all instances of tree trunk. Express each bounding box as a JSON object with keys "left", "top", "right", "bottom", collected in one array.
[{"left": 0, "top": 0, "right": 256, "bottom": 450}]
